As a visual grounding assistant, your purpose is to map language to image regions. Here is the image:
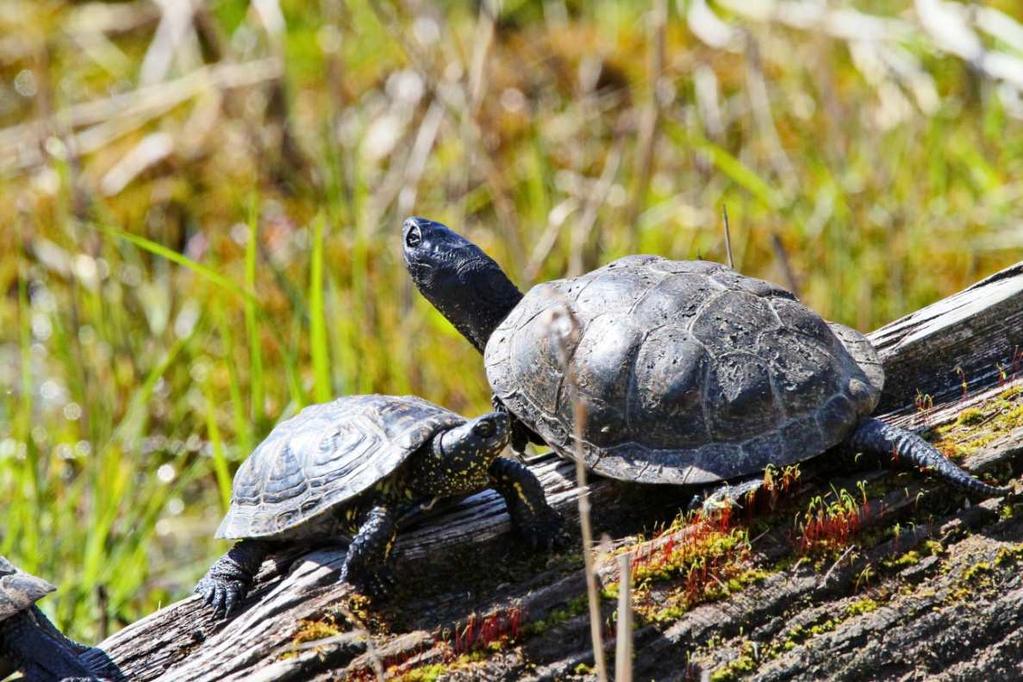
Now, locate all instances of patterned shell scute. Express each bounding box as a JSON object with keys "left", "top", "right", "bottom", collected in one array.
[
  {"left": 485, "top": 256, "right": 883, "bottom": 484},
  {"left": 0, "top": 556, "right": 55, "bottom": 621},
  {"left": 217, "top": 395, "right": 464, "bottom": 539}
]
